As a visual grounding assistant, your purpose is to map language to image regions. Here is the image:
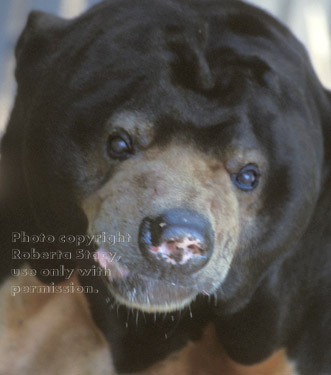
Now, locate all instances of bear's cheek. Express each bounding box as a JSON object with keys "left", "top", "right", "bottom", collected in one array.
[{"left": 80, "top": 145, "right": 262, "bottom": 311}]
